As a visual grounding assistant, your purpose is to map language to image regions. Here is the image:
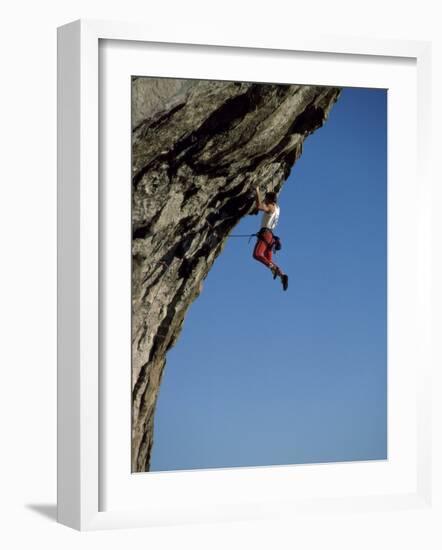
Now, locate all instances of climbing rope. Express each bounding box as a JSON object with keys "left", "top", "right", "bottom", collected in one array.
[{"left": 229, "top": 233, "right": 257, "bottom": 243}]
